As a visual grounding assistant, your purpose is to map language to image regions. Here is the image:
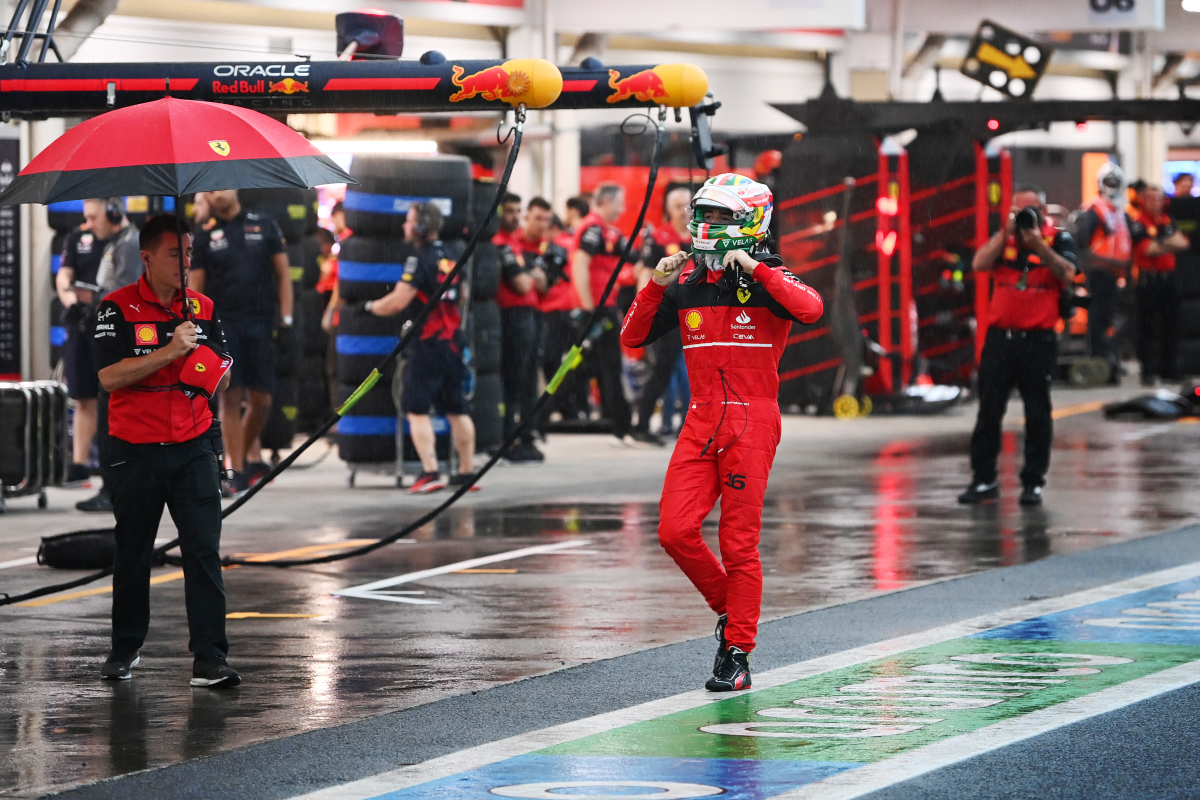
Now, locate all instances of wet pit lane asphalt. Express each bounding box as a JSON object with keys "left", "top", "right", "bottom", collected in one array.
[{"left": 2, "top": 394, "right": 1200, "bottom": 798}]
